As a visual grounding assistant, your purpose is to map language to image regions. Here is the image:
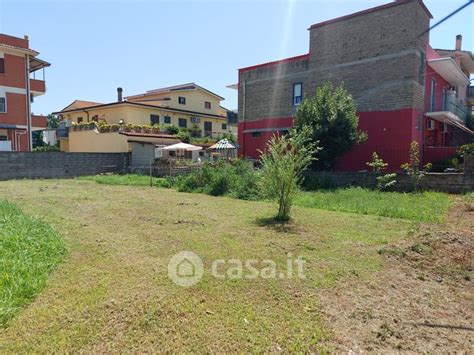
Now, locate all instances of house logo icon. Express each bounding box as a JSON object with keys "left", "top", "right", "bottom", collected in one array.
[{"left": 168, "top": 251, "right": 203, "bottom": 287}]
